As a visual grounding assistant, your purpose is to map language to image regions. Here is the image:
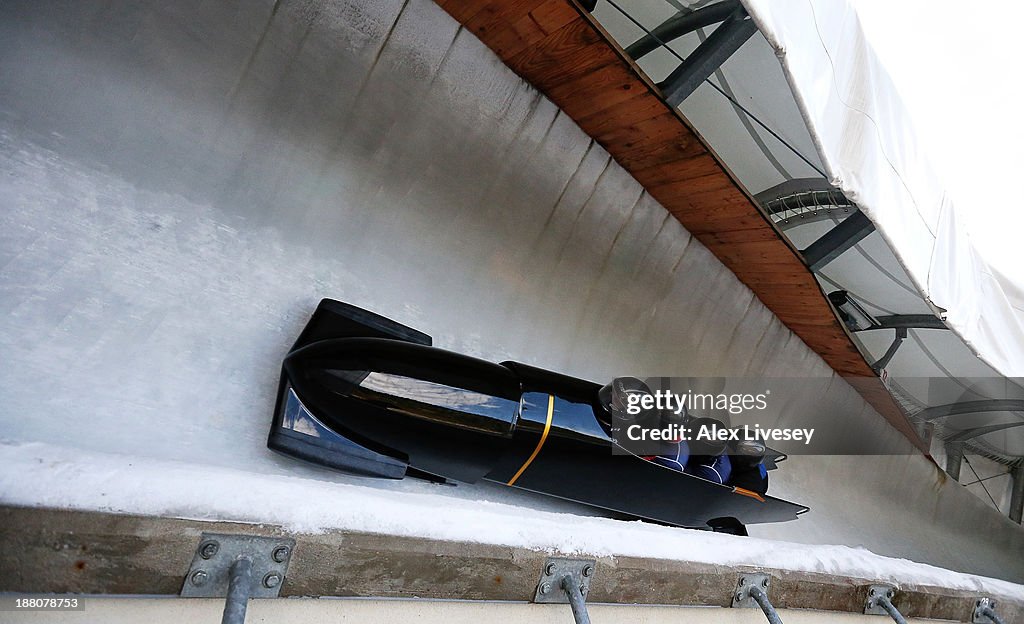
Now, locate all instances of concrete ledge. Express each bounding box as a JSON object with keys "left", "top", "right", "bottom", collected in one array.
[
  {"left": 1, "top": 506, "right": 1020, "bottom": 622},
  {"left": 0, "top": 596, "right": 955, "bottom": 624}
]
